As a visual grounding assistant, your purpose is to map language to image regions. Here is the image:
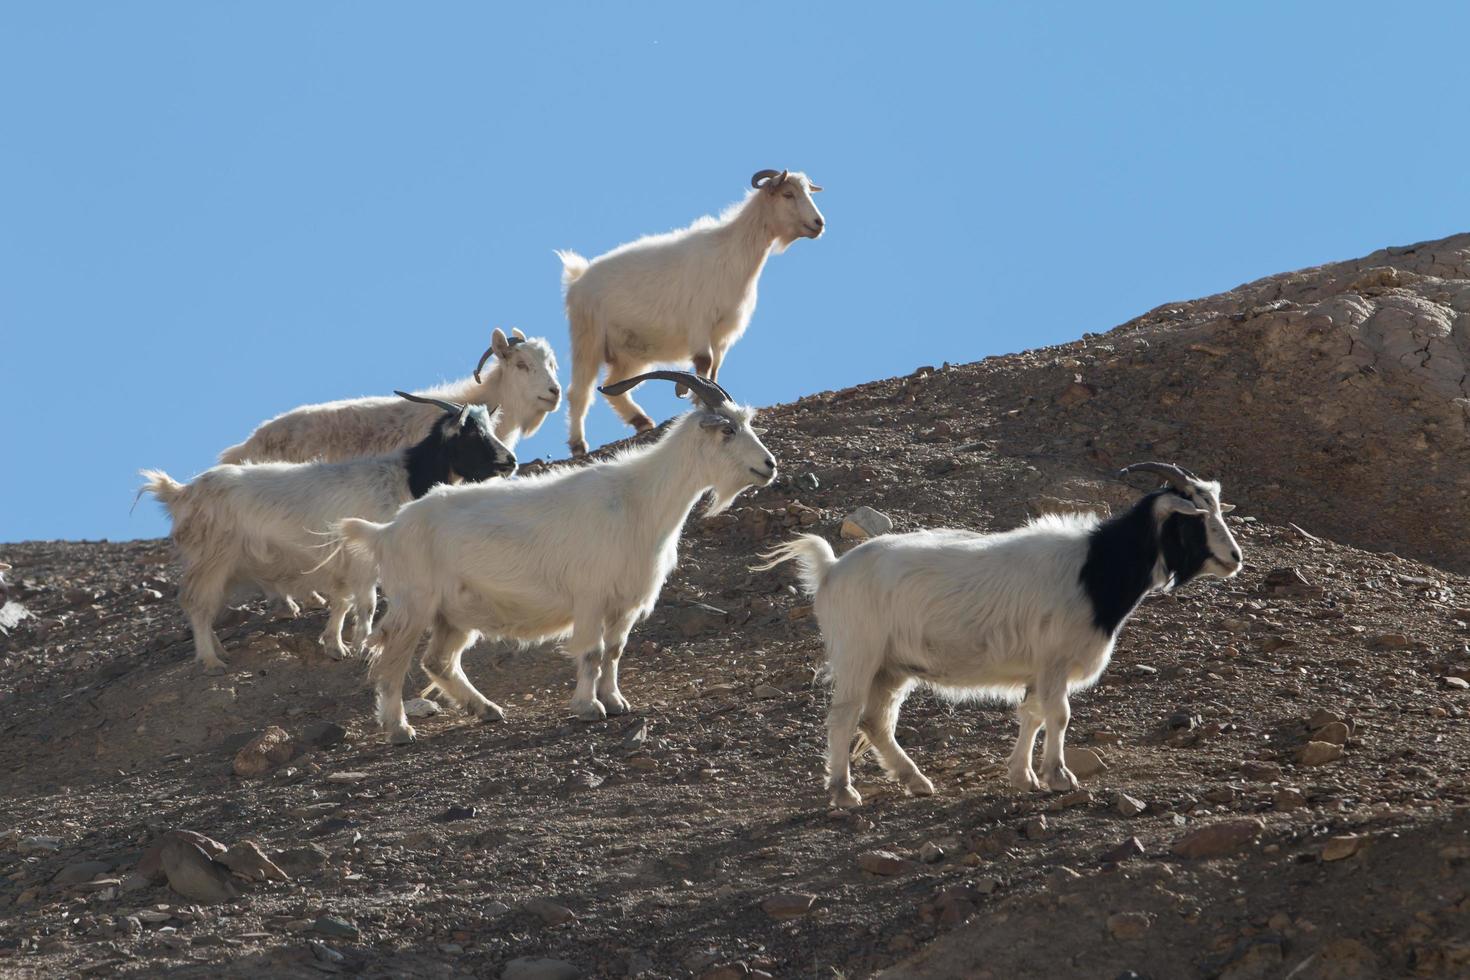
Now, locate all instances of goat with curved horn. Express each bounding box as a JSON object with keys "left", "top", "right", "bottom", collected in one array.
[
  {"left": 395, "top": 390, "right": 465, "bottom": 414},
  {"left": 750, "top": 168, "right": 785, "bottom": 188},
  {"left": 599, "top": 370, "right": 732, "bottom": 411}
]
